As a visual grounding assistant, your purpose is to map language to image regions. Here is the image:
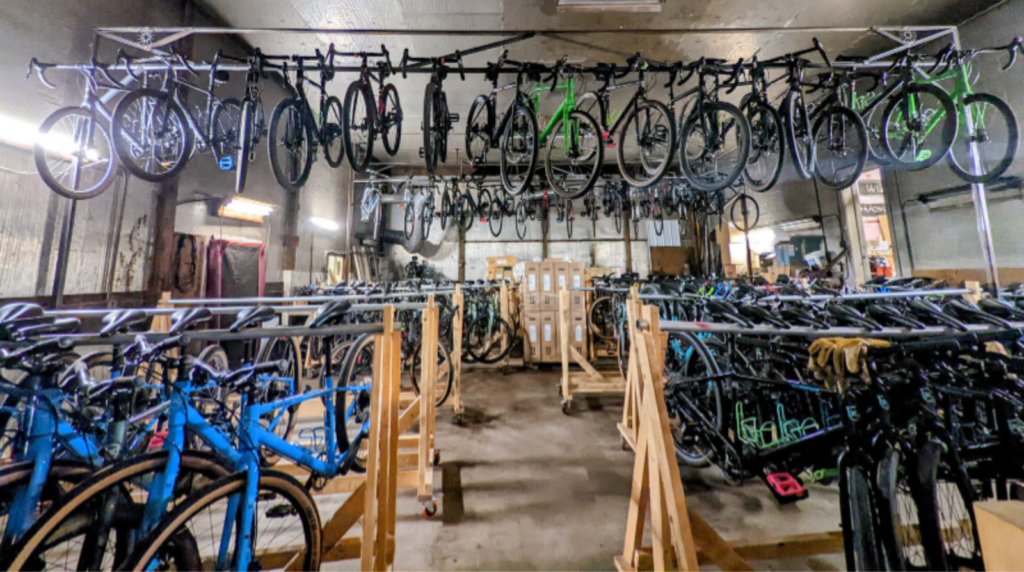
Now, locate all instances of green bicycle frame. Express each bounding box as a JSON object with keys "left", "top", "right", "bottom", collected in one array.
[{"left": 535, "top": 76, "right": 581, "bottom": 155}]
